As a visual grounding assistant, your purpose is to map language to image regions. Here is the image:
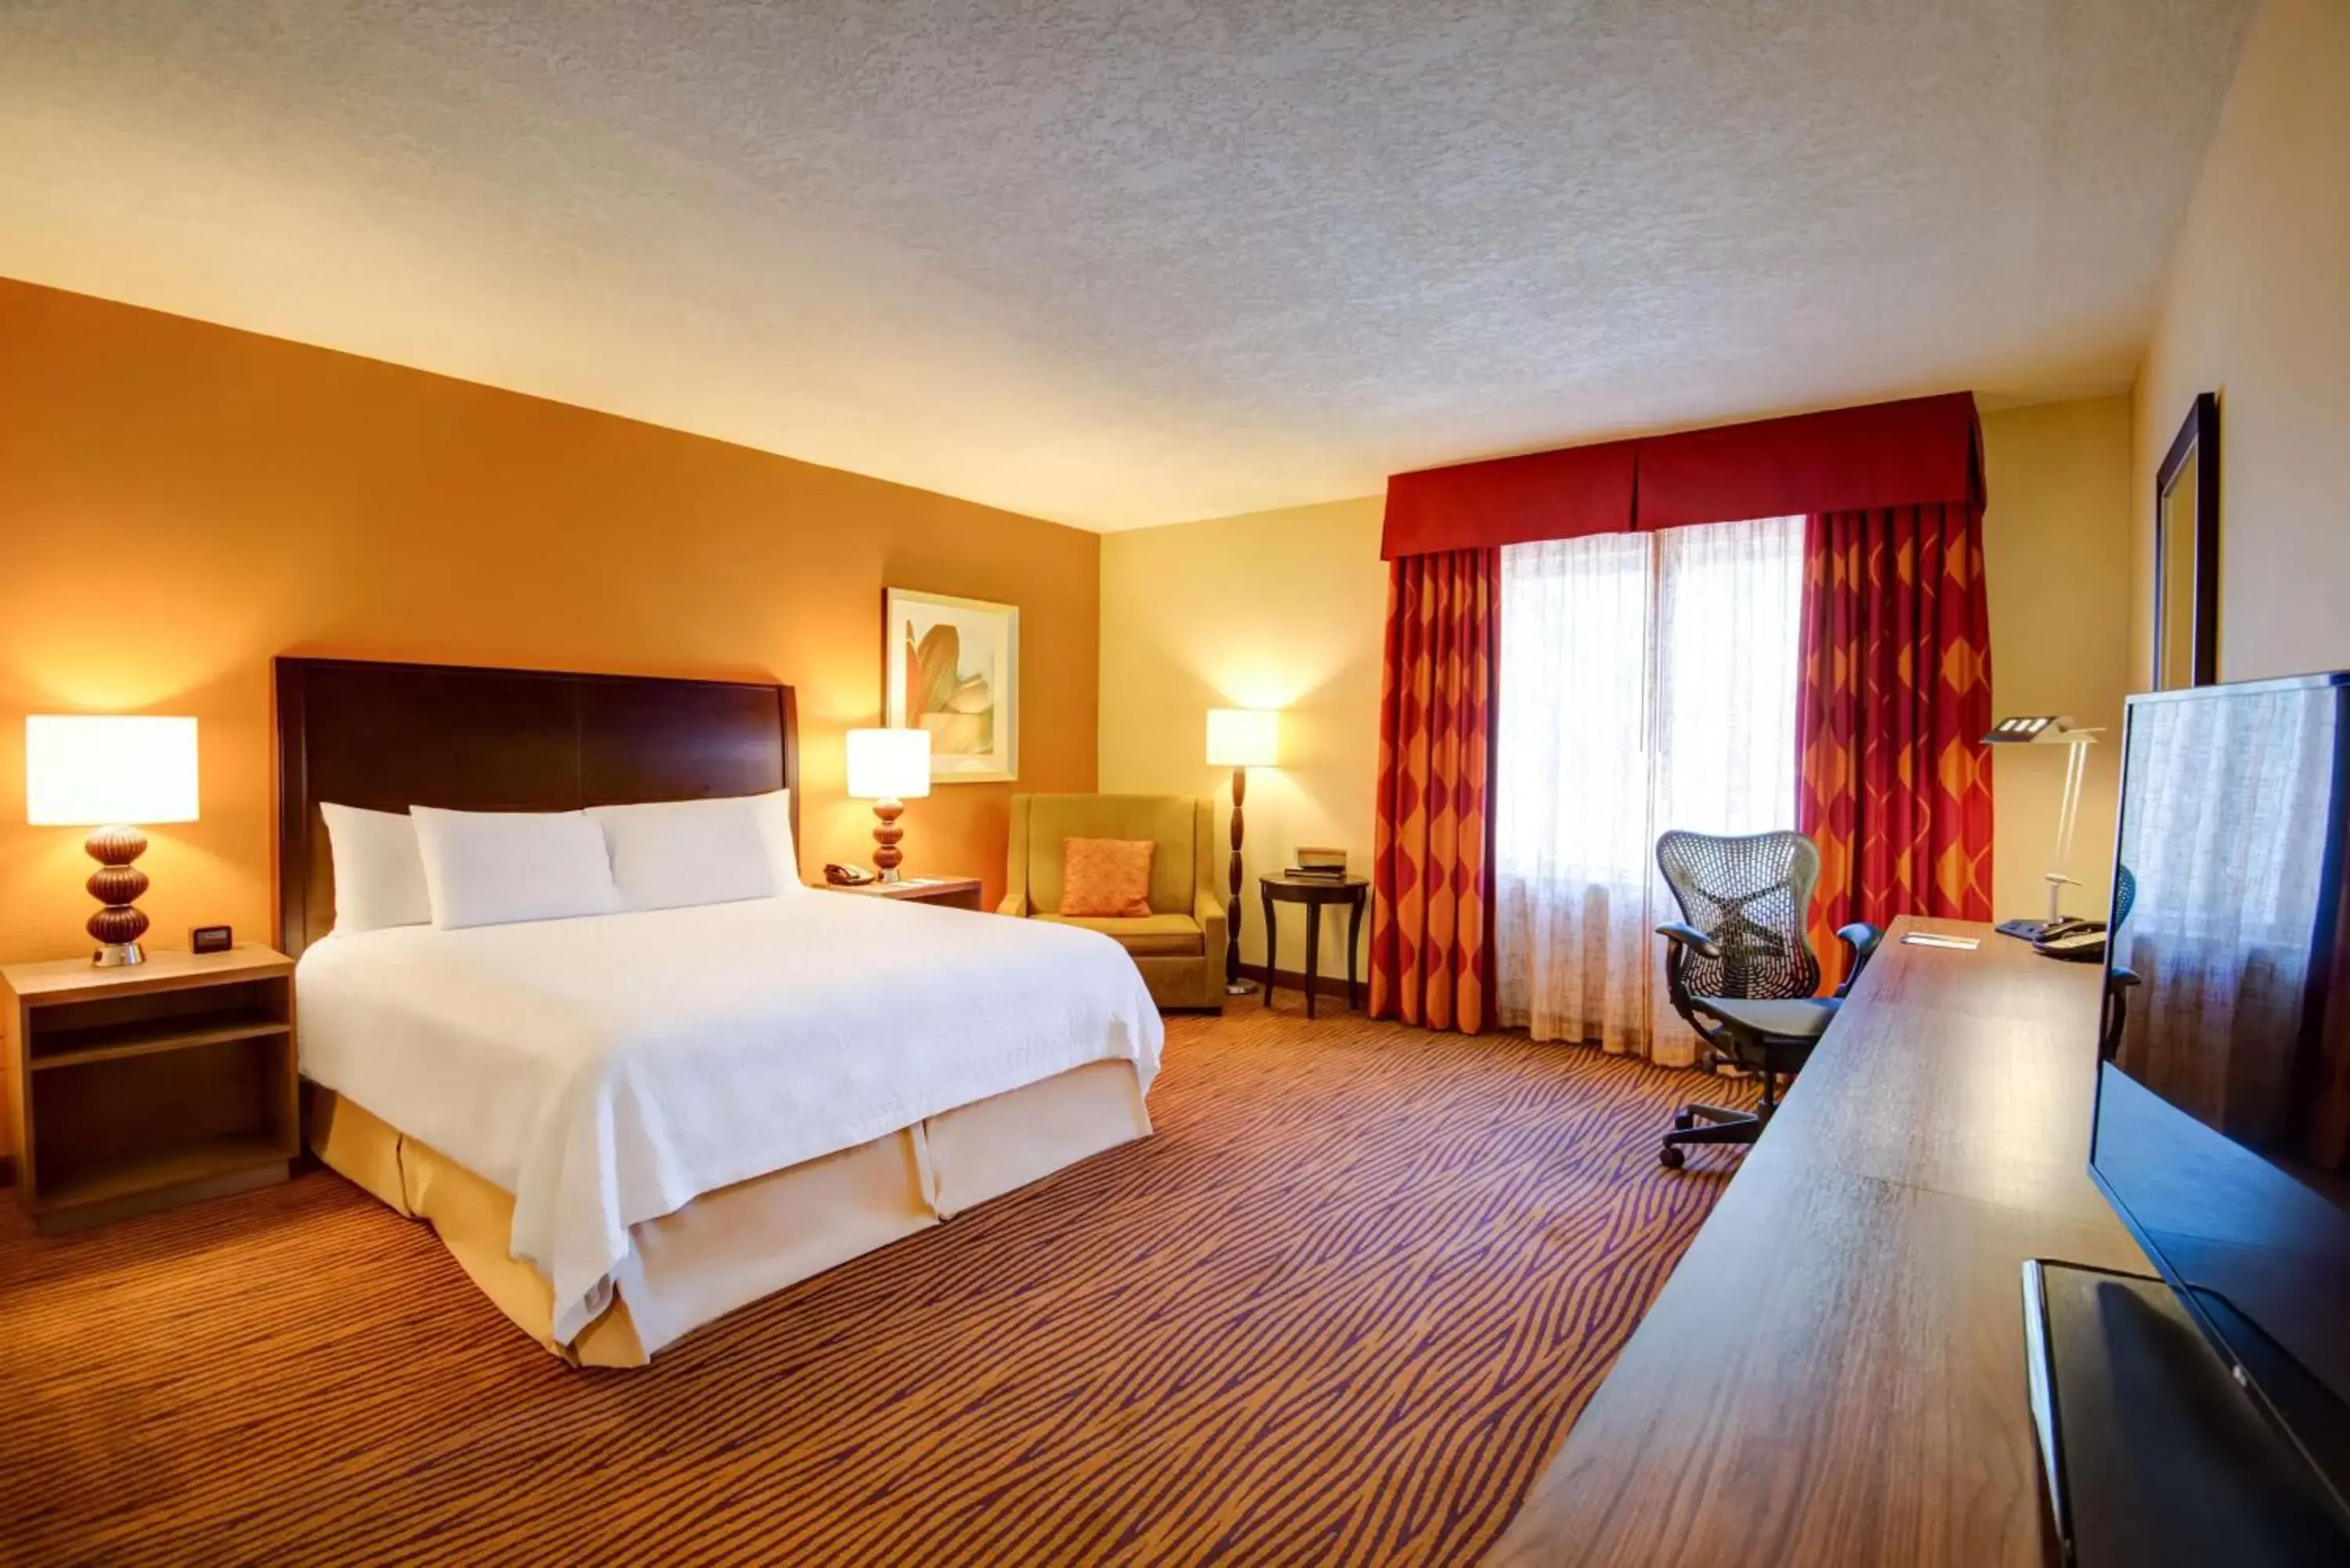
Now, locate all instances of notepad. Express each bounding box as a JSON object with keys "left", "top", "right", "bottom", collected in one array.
[{"left": 1900, "top": 932, "right": 1981, "bottom": 950}]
